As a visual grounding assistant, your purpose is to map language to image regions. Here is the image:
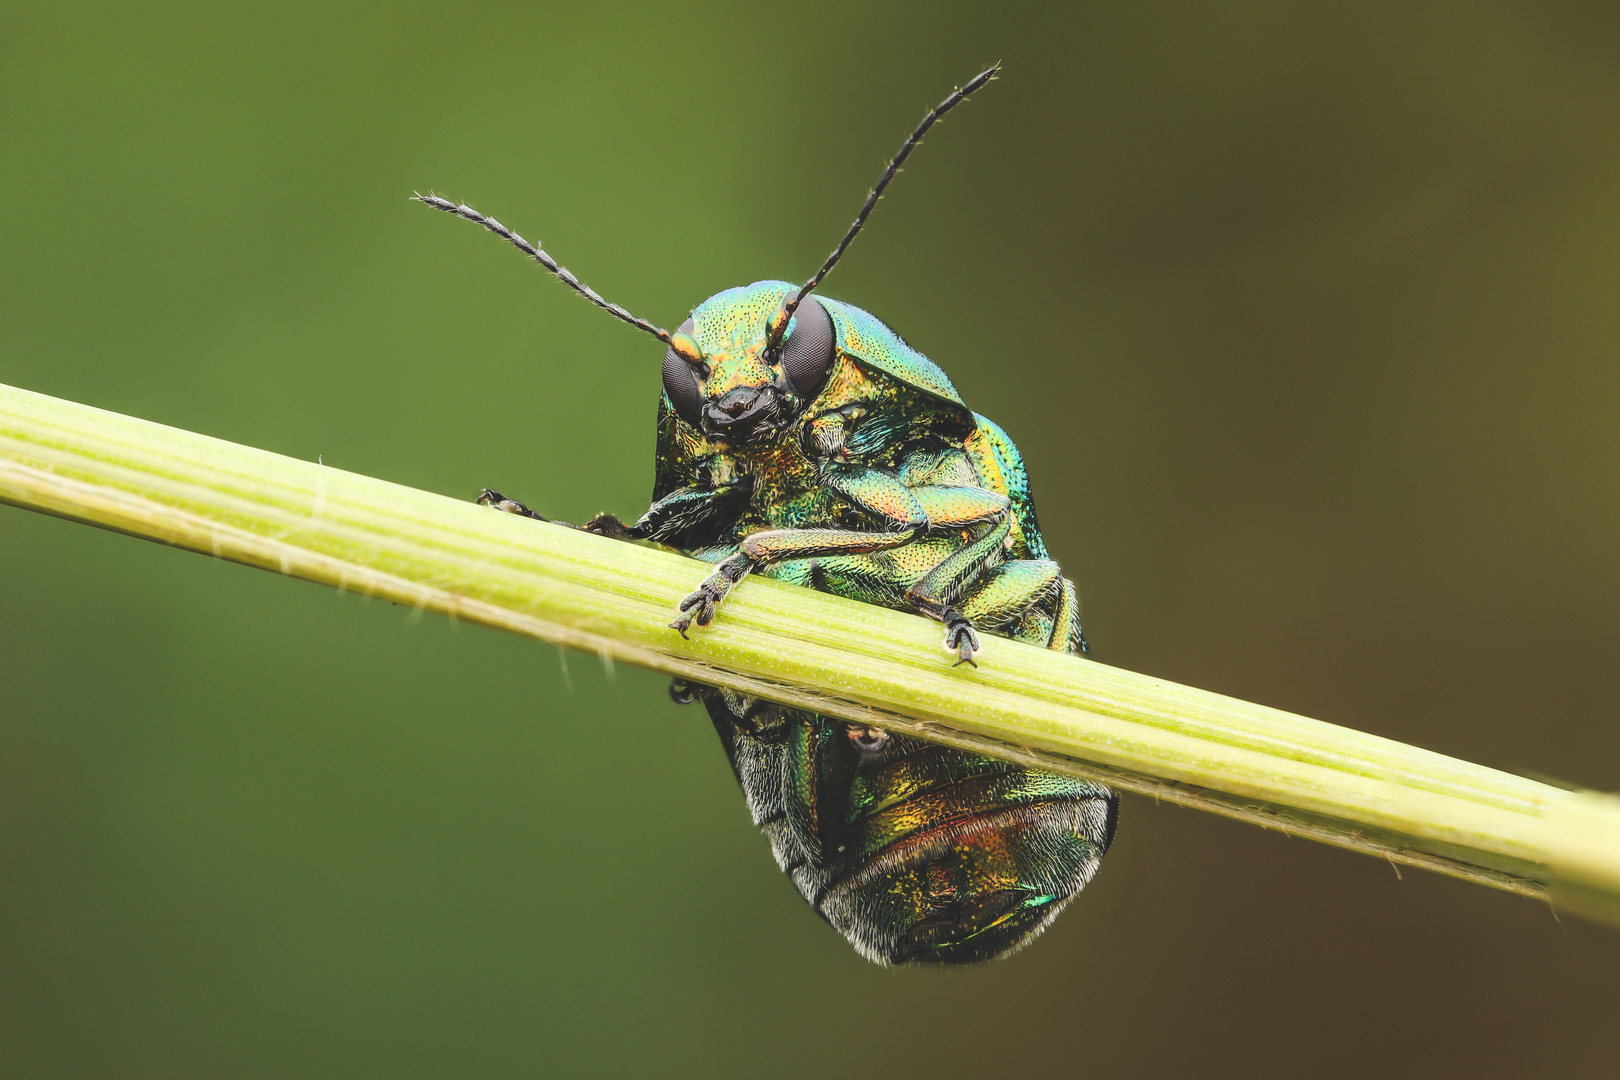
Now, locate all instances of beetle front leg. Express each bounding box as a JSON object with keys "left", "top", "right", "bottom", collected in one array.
[
  {"left": 481, "top": 483, "right": 744, "bottom": 541},
  {"left": 670, "top": 552, "right": 753, "bottom": 637},
  {"left": 478, "top": 489, "right": 549, "bottom": 521},
  {"left": 670, "top": 528, "right": 917, "bottom": 638},
  {"left": 581, "top": 513, "right": 641, "bottom": 540},
  {"left": 587, "top": 482, "right": 749, "bottom": 544}
]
